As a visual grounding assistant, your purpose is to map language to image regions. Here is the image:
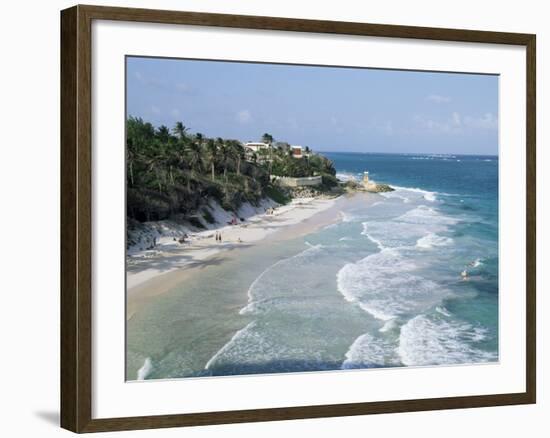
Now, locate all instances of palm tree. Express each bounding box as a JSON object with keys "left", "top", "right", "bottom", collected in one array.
[
  {"left": 127, "top": 146, "right": 136, "bottom": 187},
  {"left": 261, "top": 133, "right": 274, "bottom": 174},
  {"left": 156, "top": 125, "right": 170, "bottom": 143},
  {"left": 172, "top": 122, "right": 189, "bottom": 140},
  {"left": 205, "top": 139, "right": 218, "bottom": 181},
  {"left": 227, "top": 140, "right": 245, "bottom": 175},
  {"left": 218, "top": 140, "right": 233, "bottom": 182},
  {"left": 186, "top": 142, "right": 204, "bottom": 173},
  {"left": 261, "top": 133, "right": 274, "bottom": 145},
  {"left": 144, "top": 153, "right": 166, "bottom": 193}
]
